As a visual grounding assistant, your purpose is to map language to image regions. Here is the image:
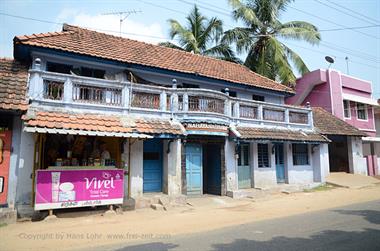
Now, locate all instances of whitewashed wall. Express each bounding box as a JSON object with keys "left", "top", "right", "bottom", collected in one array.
[
  {"left": 348, "top": 137, "right": 368, "bottom": 175},
  {"left": 225, "top": 140, "right": 238, "bottom": 192},
  {"left": 252, "top": 143, "right": 277, "bottom": 188}
]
